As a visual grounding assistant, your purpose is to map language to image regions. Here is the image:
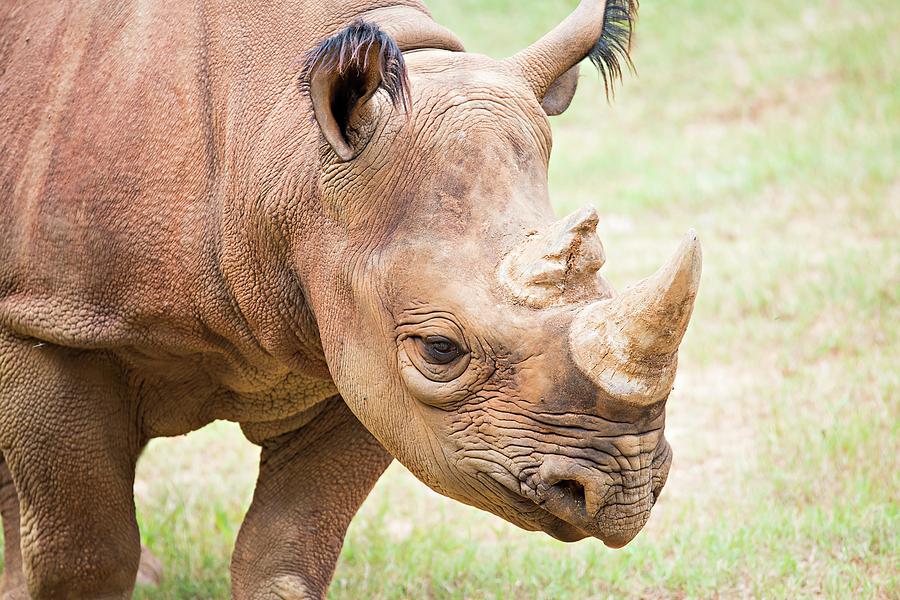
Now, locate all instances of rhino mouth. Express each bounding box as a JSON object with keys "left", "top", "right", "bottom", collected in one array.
[
  {"left": 532, "top": 510, "right": 593, "bottom": 543},
  {"left": 461, "top": 436, "right": 670, "bottom": 548},
  {"left": 480, "top": 468, "right": 656, "bottom": 547},
  {"left": 534, "top": 482, "right": 654, "bottom": 547}
]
